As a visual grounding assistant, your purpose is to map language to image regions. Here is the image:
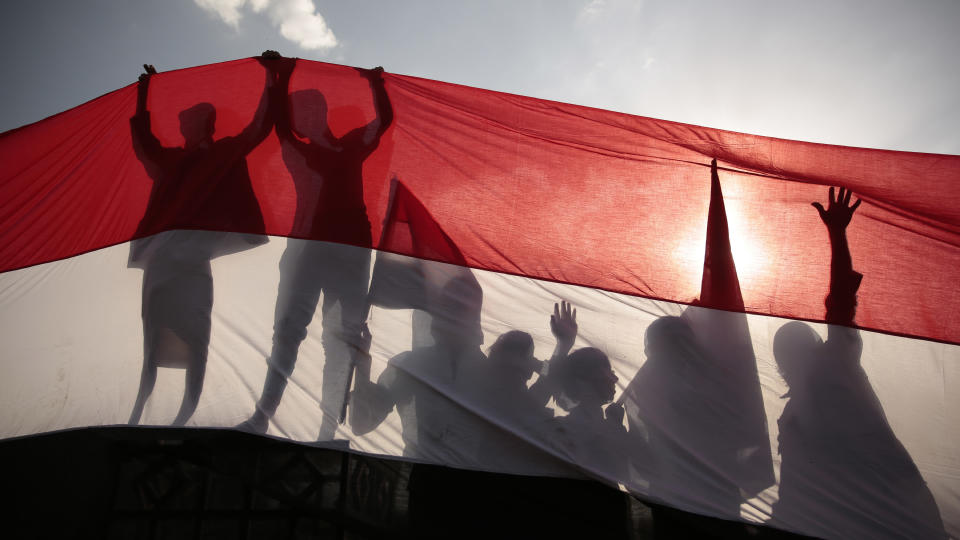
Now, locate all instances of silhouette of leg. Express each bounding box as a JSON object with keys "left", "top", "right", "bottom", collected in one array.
[
  {"left": 131, "top": 327, "right": 194, "bottom": 425},
  {"left": 317, "top": 300, "right": 349, "bottom": 440},
  {"left": 163, "top": 267, "right": 213, "bottom": 427},
  {"left": 129, "top": 270, "right": 162, "bottom": 425},
  {"left": 173, "top": 358, "right": 206, "bottom": 426},
  {"left": 128, "top": 353, "right": 157, "bottom": 425},
  {"left": 317, "top": 243, "right": 371, "bottom": 440},
  {"left": 246, "top": 240, "right": 324, "bottom": 432}
]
